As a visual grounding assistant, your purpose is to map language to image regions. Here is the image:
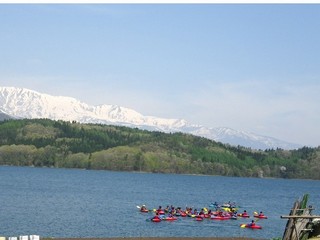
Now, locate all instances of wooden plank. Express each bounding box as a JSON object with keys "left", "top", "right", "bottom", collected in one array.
[
  {"left": 281, "top": 215, "right": 320, "bottom": 219},
  {"left": 282, "top": 200, "right": 299, "bottom": 240}
]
